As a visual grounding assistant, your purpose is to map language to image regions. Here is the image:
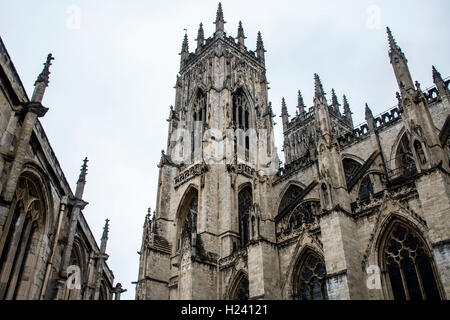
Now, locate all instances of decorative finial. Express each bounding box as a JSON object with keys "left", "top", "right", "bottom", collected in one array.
[
  {"left": 196, "top": 23, "right": 204, "bottom": 48},
  {"left": 214, "top": 2, "right": 226, "bottom": 33},
  {"left": 386, "top": 26, "right": 403, "bottom": 55},
  {"left": 35, "top": 53, "right": 55, "bottom": 87},
  {"left": 314, "top": 74, "right": 325, "bottom": 99},
  {"left": 256, "top": 31, "right": 265, "bottom": 51},
  {"left": 78, "top": 157, "right": 88, "bottom": 183},
  {"left": 181, "top": 31, "right": 189, "bottom": 53},
  {"left": 432, "top": 65, "right": 443, "bottom": 84},
  {"left": 365, "top": 103, "right": 374, "bottom": 120},
  {"left": 343, "top": 95, "right": 352, "bottom": 114},
  {"left": 331, "top": 89, "right": 341, "bottom": 112},
  {"left": 102, "top": 218, "right": 110, "bottom": 241},
  {"left": 237, "top": 21, "right": 246, "bottom": 39}
]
